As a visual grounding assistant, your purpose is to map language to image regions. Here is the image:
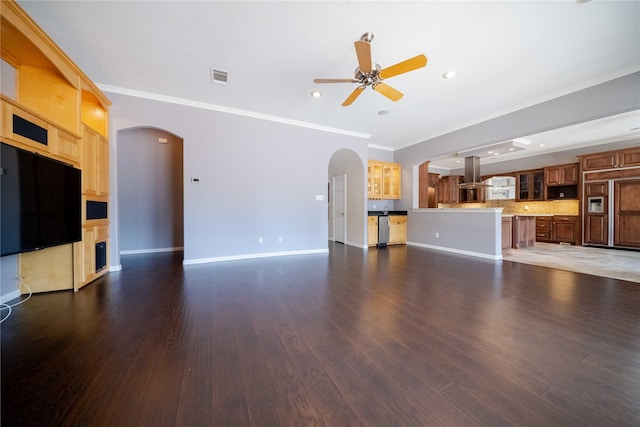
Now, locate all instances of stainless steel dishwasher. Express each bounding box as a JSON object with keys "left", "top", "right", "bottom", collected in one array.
[{"left": 377, "top": 215, "right": 389, "bottom": 248}]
